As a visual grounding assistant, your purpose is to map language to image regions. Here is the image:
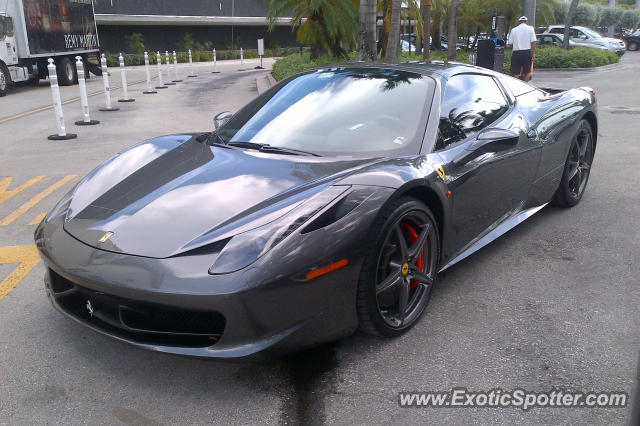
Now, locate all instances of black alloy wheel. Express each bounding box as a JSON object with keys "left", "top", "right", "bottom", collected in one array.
[
  {"left": 357, "top": 198, "right": 439, "bottom": 337},
  {"left": 553, "top": 119, "right": 594, "bottom": 207}
]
